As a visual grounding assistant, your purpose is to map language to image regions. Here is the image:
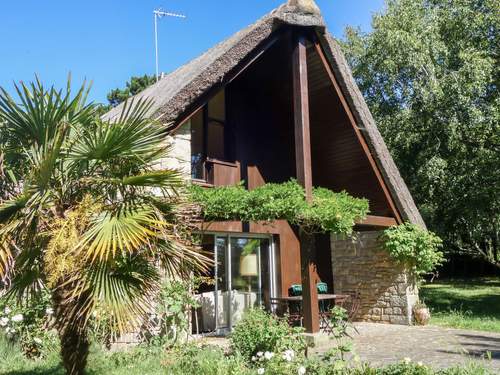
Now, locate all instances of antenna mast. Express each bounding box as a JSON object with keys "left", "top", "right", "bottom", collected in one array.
[{"left": 154, "top": 8, "right": 186, "bottom": 82}]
